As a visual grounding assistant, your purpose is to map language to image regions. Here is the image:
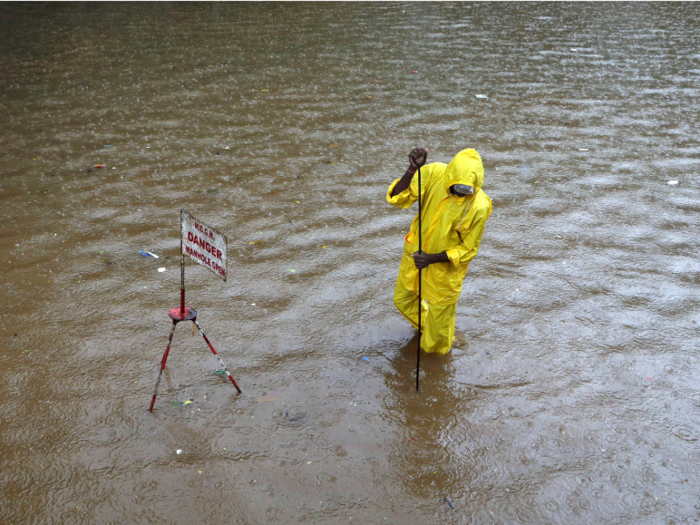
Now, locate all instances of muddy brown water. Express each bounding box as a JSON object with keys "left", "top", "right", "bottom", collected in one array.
[{"left": 2, "top": 2, "right": 700, "bottom": 523}]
